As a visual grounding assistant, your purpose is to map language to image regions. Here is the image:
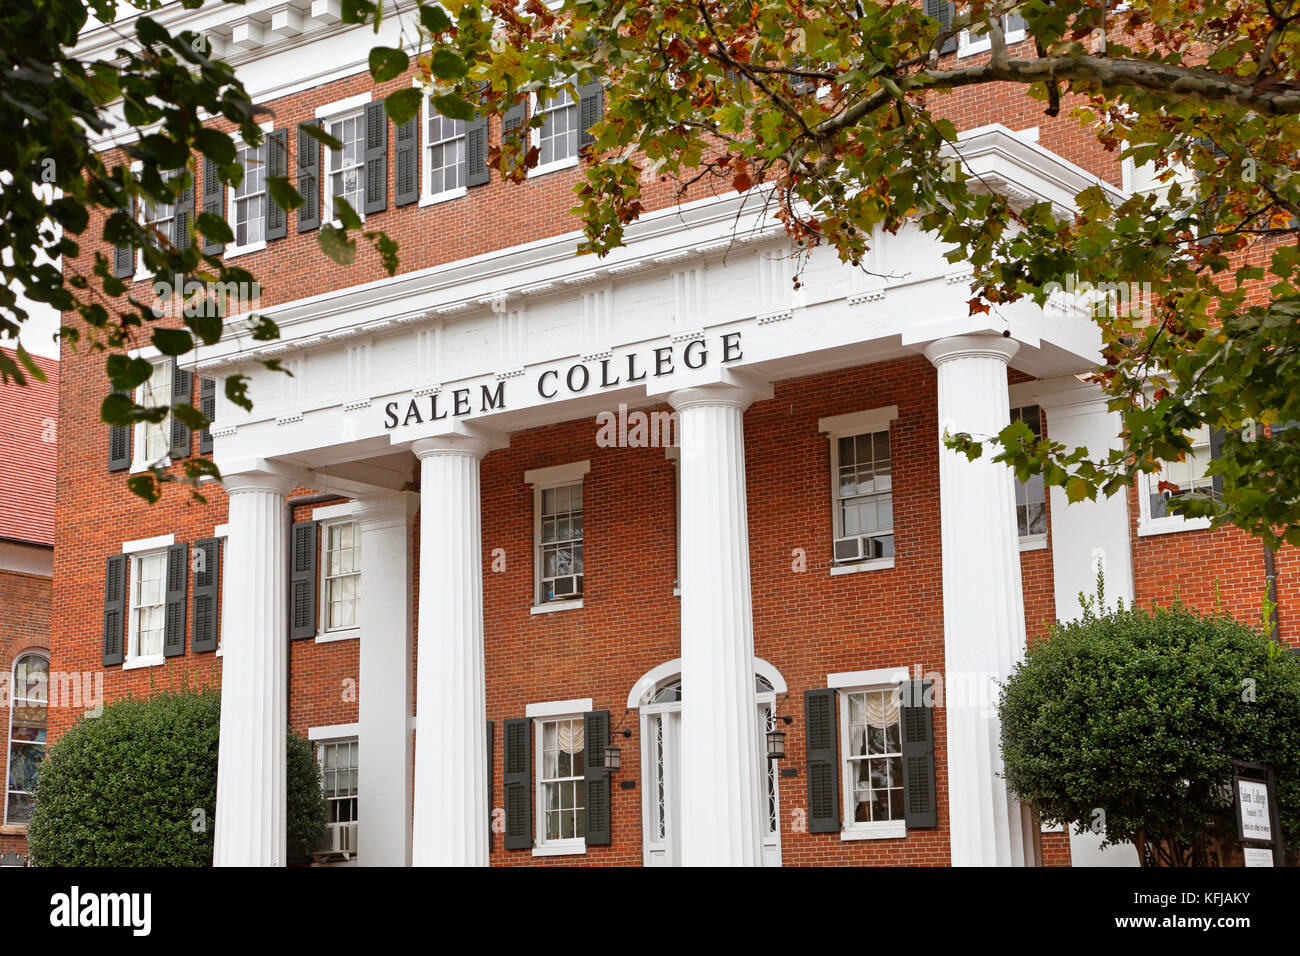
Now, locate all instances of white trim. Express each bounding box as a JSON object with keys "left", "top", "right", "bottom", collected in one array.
[
  {"left": 627, "top": 657, "right": 787, "bottom": 709},
  {"left": 958, "top": 18, "right": 1027, "bottom": 58},
  {"left": 530, "top": 598, "right": 583, "bottom": 615},
  {"left": 418, "top": 84, "right": 470, "bottom": 206},
  {"left": 130, "top": 356, "right": 175, "bottom": 473},
  {"left": 315, "top": 628, "right": 361, "bottom": 644},
  {"left": 840, "top": 822, "right": 907, "bottom": 841},
  {"left": 525, "top": 697, "right": 593, "bottom": 719},
  {"left": 225, "top": 123, "right": 274, "bottom": 258},
  {"left": 213, "top": 523, "right": 231, "bottom": 538},
  {"left": 309, "top": 722, "right": 360, "bottom": 741},
  {"left": 524, "top": 460, "right": 591, "bottom": 487},
  {"left": 828, "top": 667, "right": 909, "bottom": 690},
  {"left": 1135, "top": 444, "right": 1215, "bottom": 536},
  {"left": 312, "top": 500, "right": 358, "bottom": 521},
  {"left": 318, "top": 517, "right": 361, "bottom": 636},
  {"left": 1019, "top": 534, "right": 1049, "bottom": 552},
  {"left": 818, "top": 405, "right": 899, "bottom": 437},
  {"left": 532, "top": 839, "right": 586, "bottom": 857},
  {"left": 528, "top": 86, "right": 582, "bottom": 179},
  {"left": 122, "top": 533, "right": 176, "bottom": 555},
  {"left": 122, "top": 654, "right": 165, "bottom": 671},
  {"left": 318, "top": 97, "right": 370, "bottom": 227},
  {"left": 316, "top": 92, "right": 373, "bottom": 119},
  {"left": 830, "top": 558, "right": 894, "bottom": 575}
]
